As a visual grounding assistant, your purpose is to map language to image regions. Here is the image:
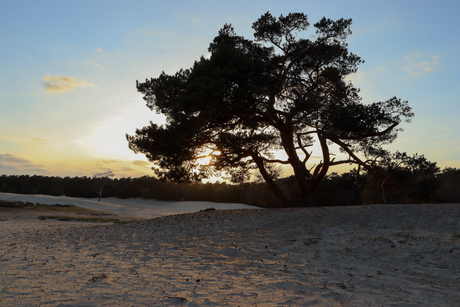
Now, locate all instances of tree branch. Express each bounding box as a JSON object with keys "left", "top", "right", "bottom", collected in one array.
[
  {"left": 340, "top": 122, "right": 399, "bottom": 140},
  {"left": 296, "top": 133, "right": 311, "bottom": 162},
  {"left": 327, "top": 134, "right": 387, "bottom": 184},
  {"left": 263, "top": 158, "right": 291, "bottom": 164}
]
